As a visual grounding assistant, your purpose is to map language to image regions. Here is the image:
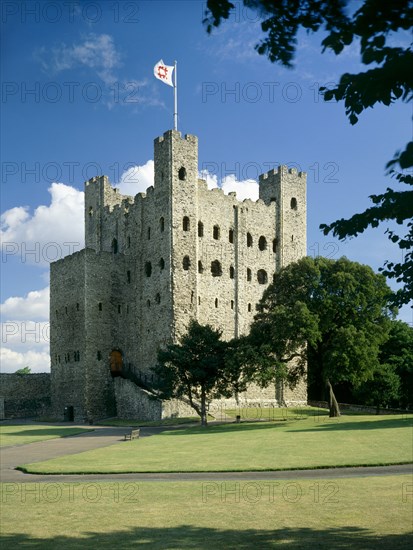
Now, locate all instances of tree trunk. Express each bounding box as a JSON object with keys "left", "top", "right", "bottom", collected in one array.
[
  {"left": 200, "top": 386, "right": 208, "bottom": 427},
  {"left": 326, "top": 379, "right": 340, "bottom": 417}
]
